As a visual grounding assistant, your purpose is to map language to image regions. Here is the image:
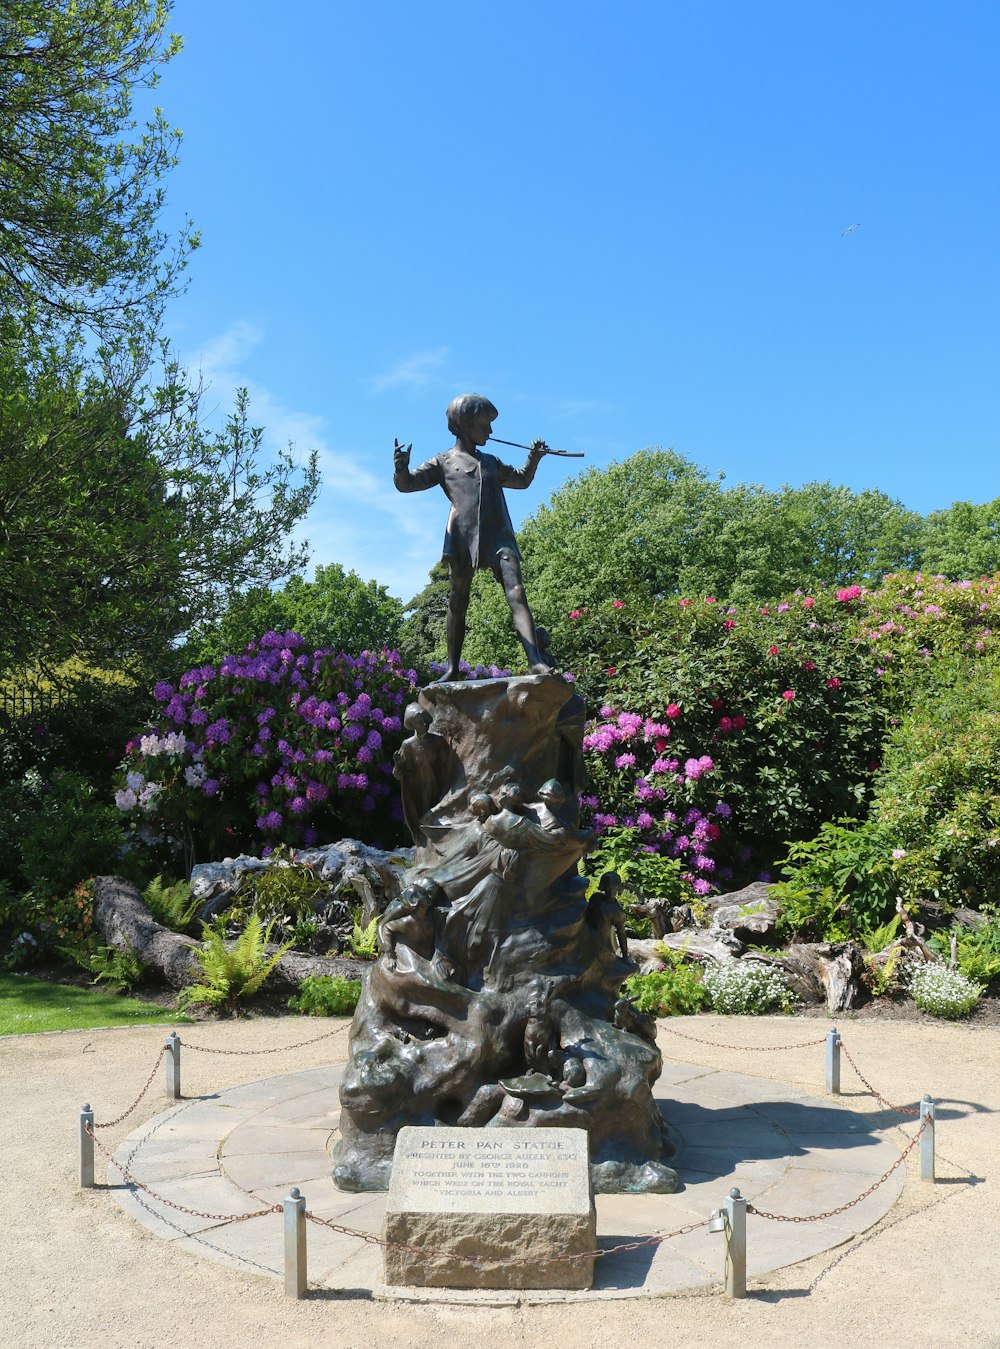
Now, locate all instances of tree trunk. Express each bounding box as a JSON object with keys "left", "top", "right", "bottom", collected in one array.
[{"left": 91, "top": 875, "right": 364, "bottom": 992}]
